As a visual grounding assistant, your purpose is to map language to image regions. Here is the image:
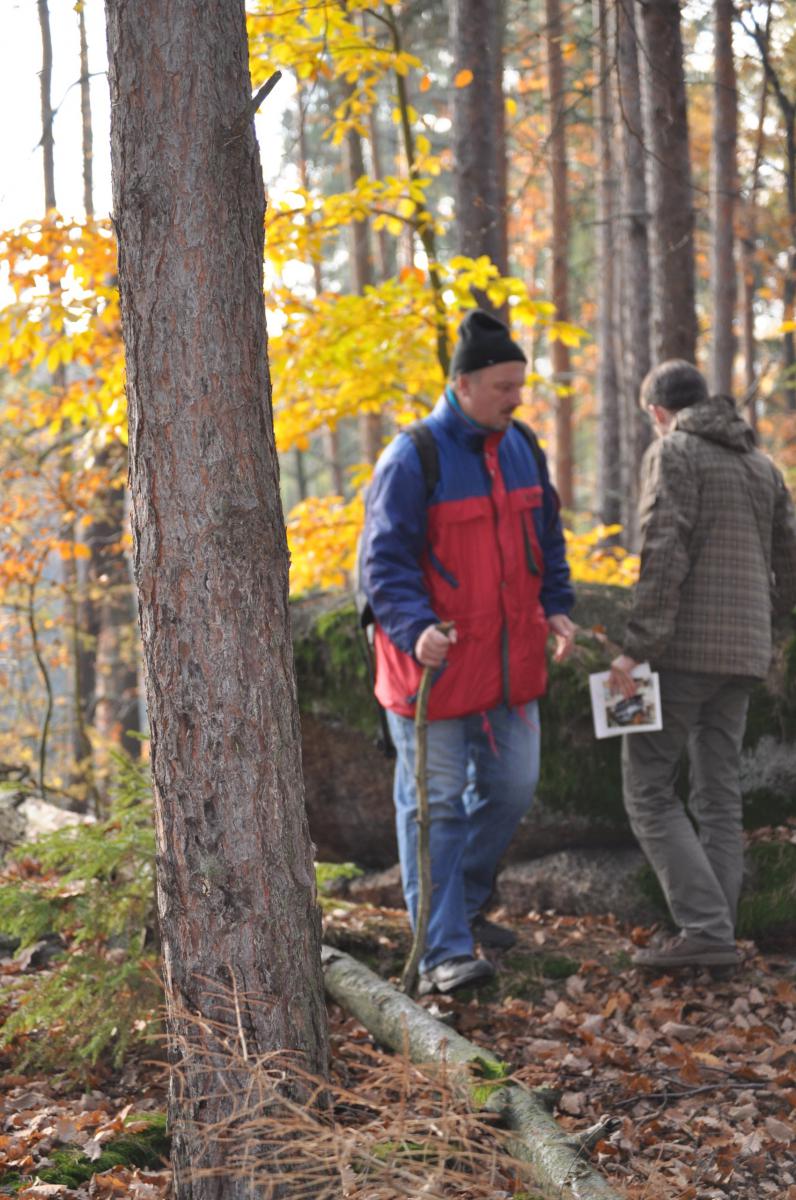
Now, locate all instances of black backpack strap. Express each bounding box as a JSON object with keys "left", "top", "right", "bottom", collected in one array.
[
  {"left": 405, "top": 421, "right": 440, "bottom": 500},
  {"left": 512, "top": 417, "right": 562, "bottom": 522},
  {"left": 356, "top": 422, "right": 438, "bottom": 630},
  {"left": 510, "top": 417, "right": 545, "bottom": 473}
]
